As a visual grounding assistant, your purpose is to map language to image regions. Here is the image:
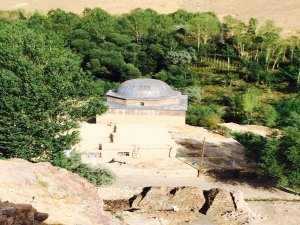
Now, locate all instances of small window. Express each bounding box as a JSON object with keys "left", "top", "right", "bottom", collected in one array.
[
  {"left": 140, "top": 102, "right": 145, "bottom": 106},
  {"left": 118, "top": 152, "right": 130, "bottom": 157}
]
